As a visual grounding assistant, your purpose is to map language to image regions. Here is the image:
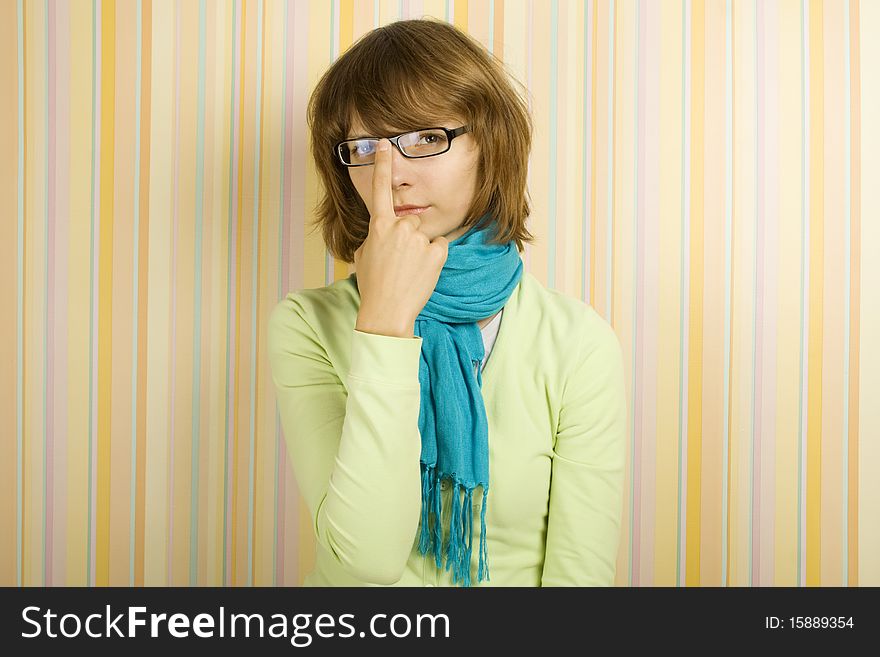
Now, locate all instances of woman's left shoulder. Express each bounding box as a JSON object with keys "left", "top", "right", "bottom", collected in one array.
[{"left": 519, "top": 271, "right": 620, "bottom": 353}]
